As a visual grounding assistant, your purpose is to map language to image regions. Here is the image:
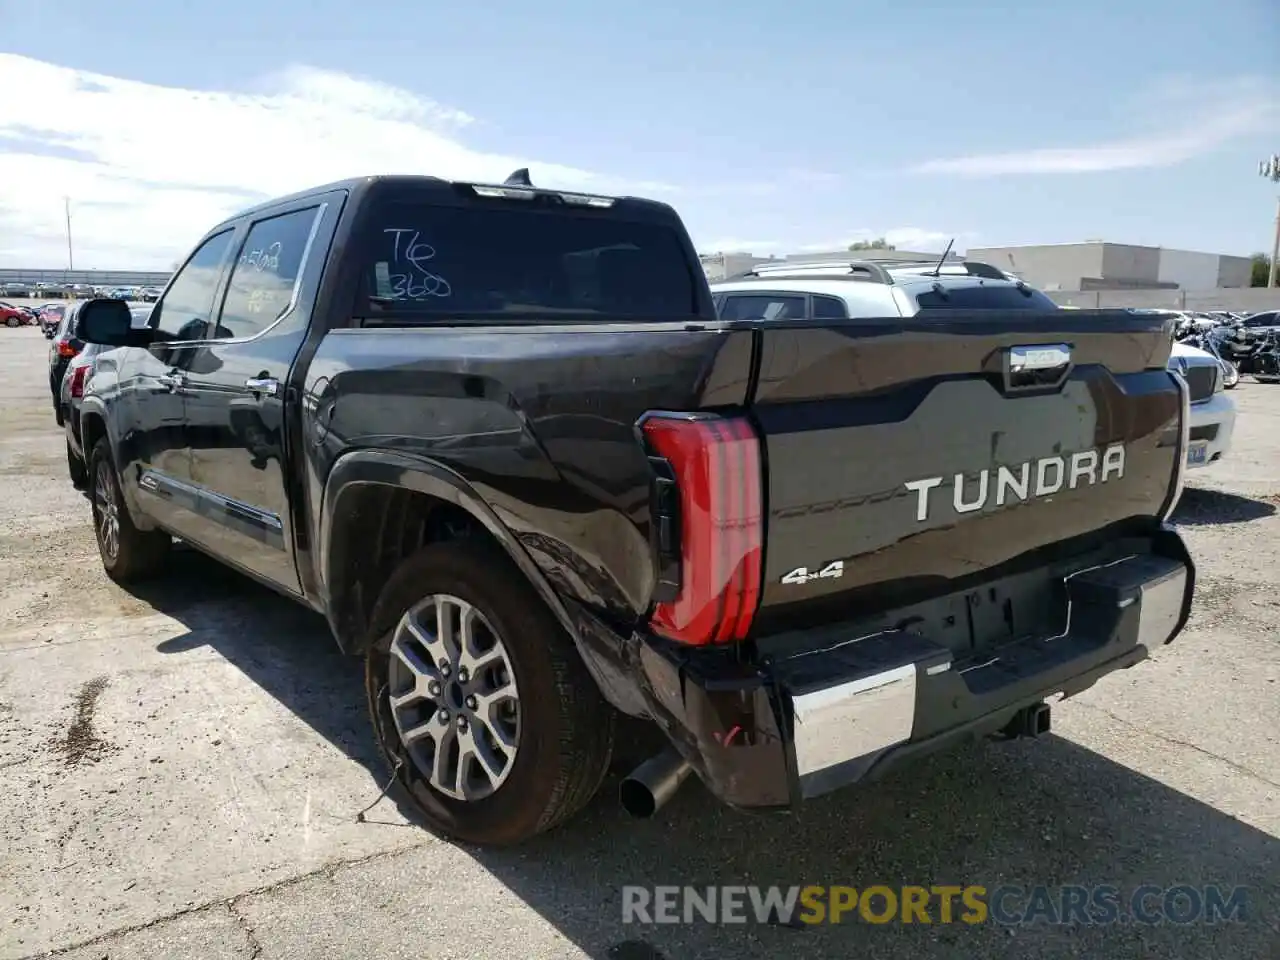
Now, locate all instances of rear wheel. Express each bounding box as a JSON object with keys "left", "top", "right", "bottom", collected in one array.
[
  {"left": 88, "top": 438, "right": 171, "bottom": 582},
  {"left": 365, "top": 540, "right": 615, "bottom": 846}
]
